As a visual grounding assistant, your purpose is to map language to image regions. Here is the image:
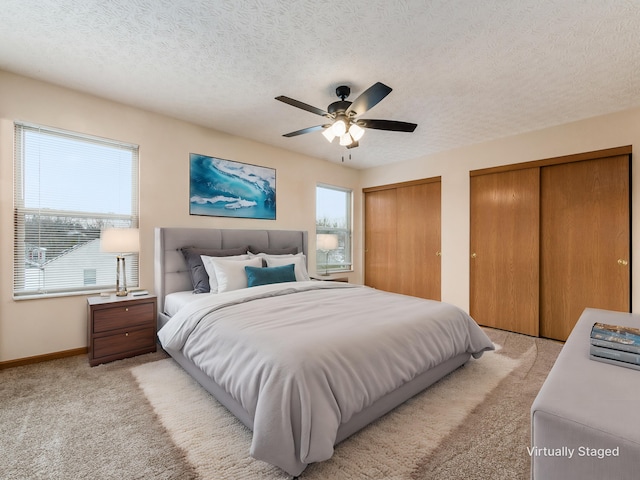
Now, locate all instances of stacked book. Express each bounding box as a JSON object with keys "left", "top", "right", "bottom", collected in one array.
[{"left": 590, "top": 322, "right": 640, "bottom": 371}]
